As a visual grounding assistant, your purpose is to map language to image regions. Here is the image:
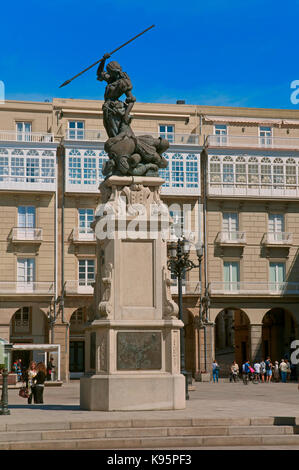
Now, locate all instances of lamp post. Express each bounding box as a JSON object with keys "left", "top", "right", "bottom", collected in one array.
[
  {"left": 0, "top": 342, "right": 13, "bottom": 416},
  {"left": 167, "top": 238, "right": 203, "bottom": 400}
]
